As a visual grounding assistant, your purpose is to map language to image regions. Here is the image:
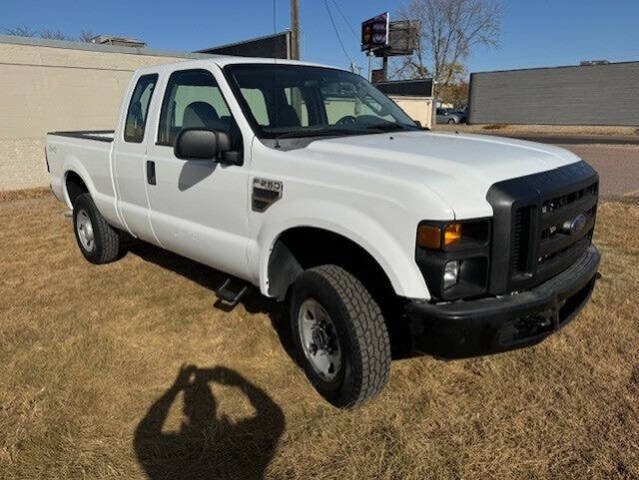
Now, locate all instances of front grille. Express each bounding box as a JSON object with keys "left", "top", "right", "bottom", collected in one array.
[
  {"left": 487, "top": 161, "right": 599, "bottom": 294},
  {"left": 511, "top": 205, "right": 535, "bottom": 276},
  {"left": 513, "top": 180, "right": 597, "bottom": 286}
]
